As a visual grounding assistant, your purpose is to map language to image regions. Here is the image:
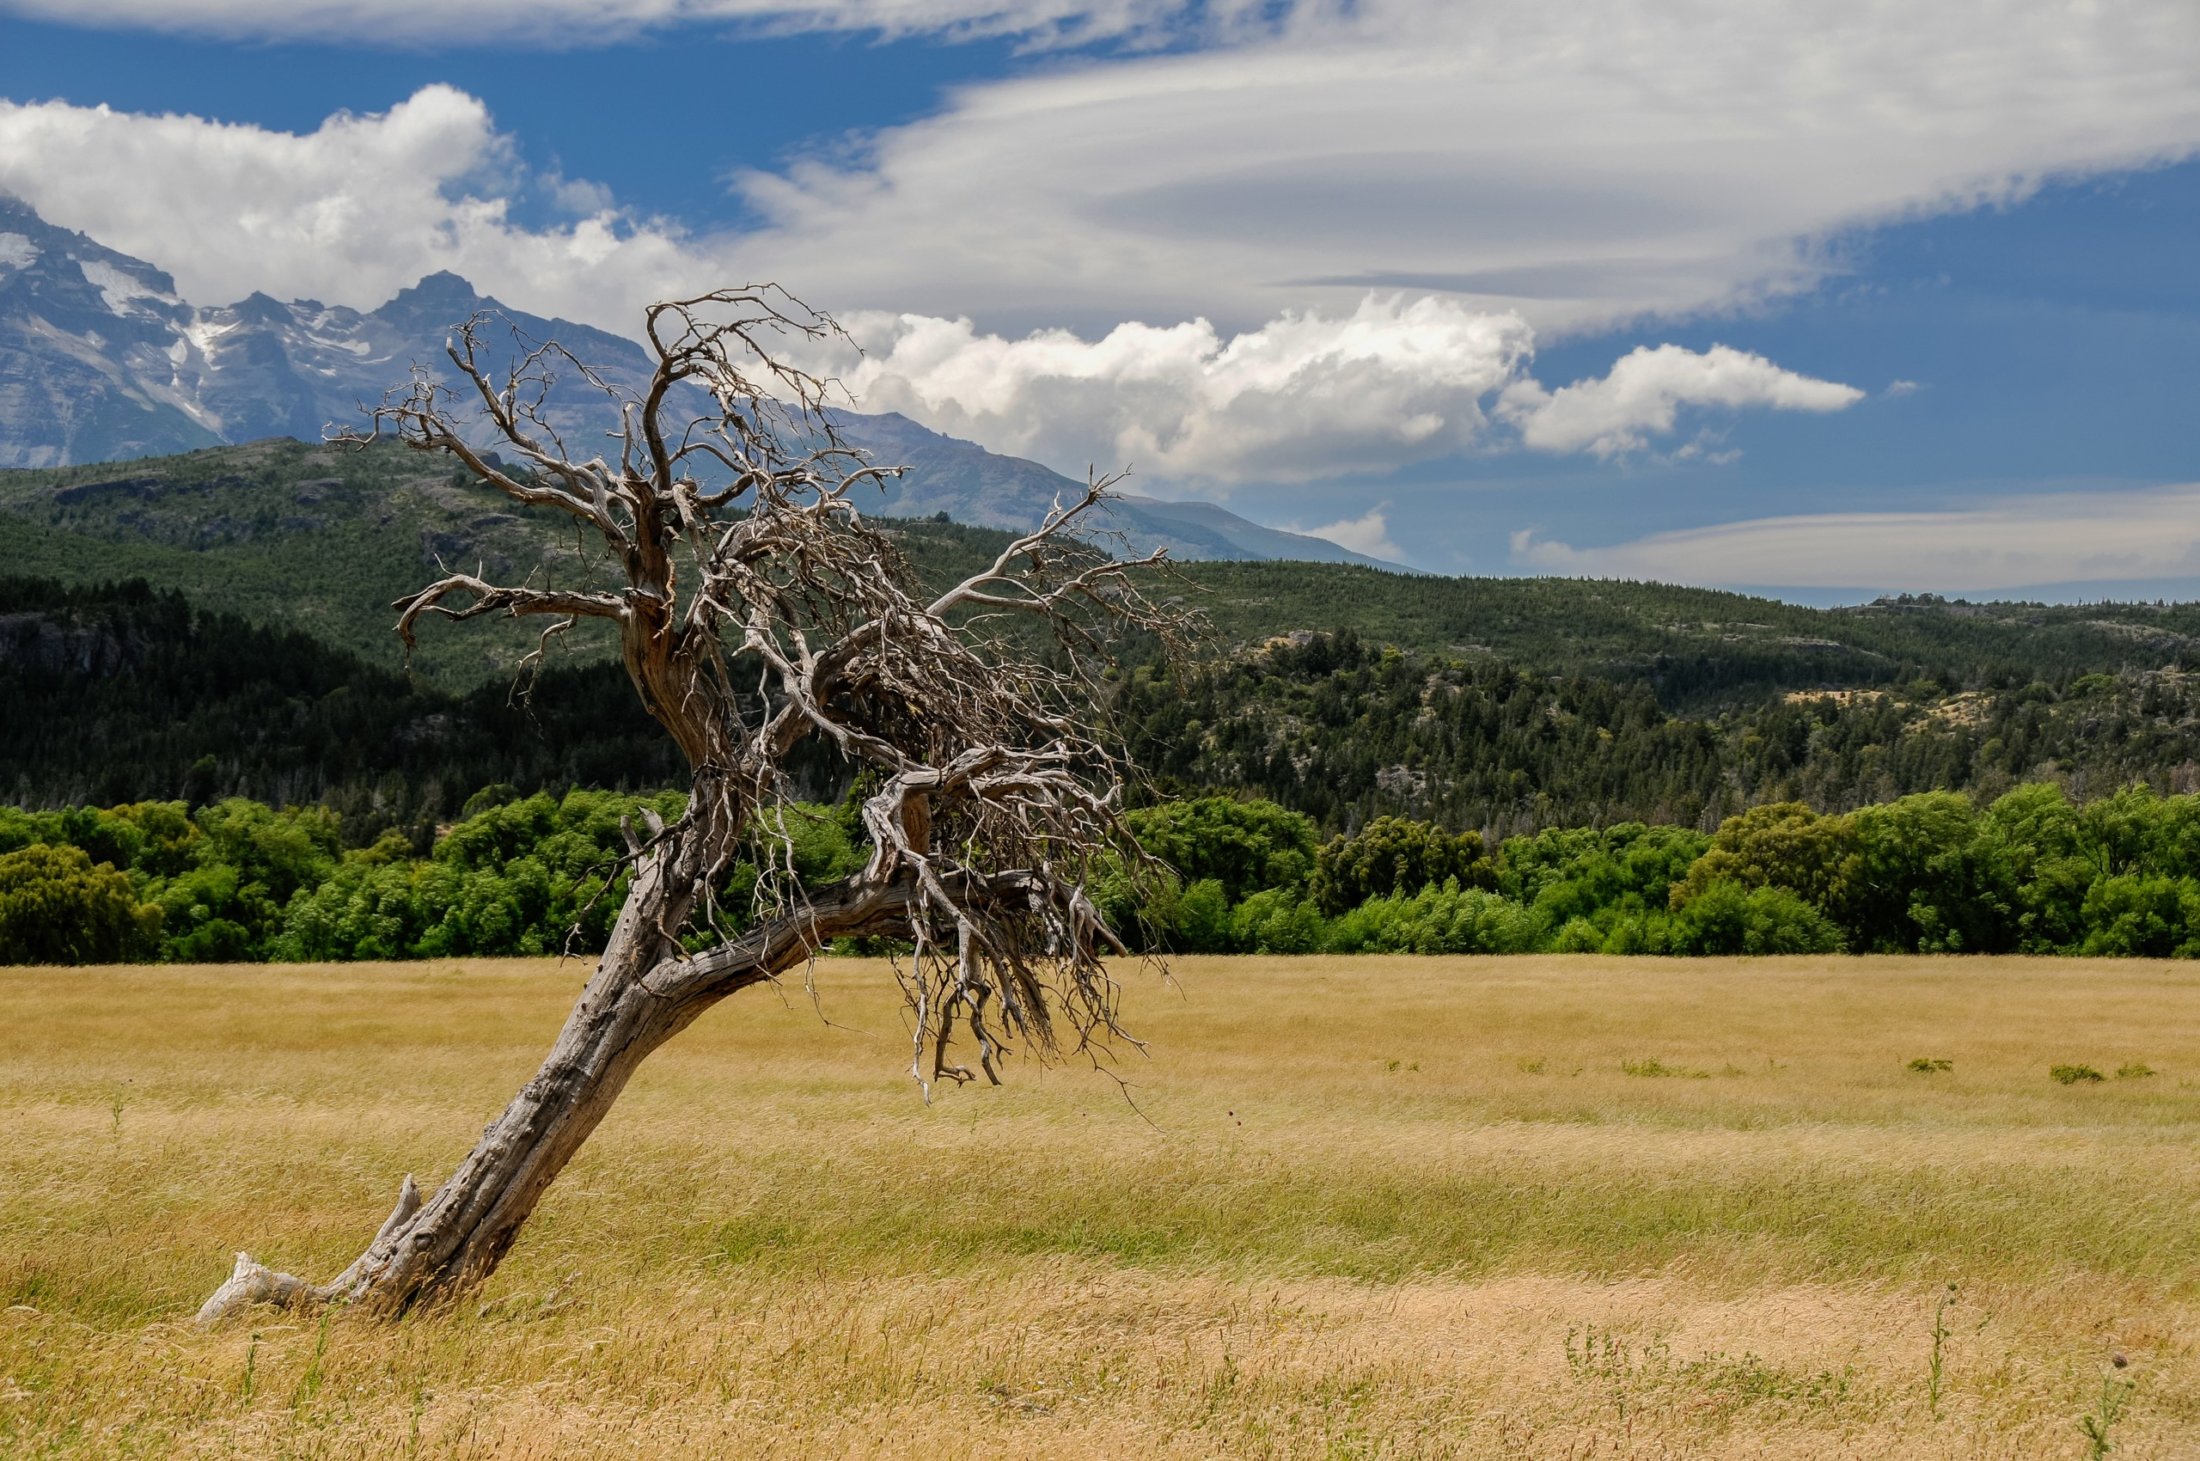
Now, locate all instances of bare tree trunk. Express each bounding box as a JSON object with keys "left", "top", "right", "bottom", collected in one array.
[
  {"left": 197, "top": 826, "right": 900, "bottom": 1323},
  {"left": 195, "top": 289, "right": 1186, "bottom": 1326},
  {"left": 344, "top": 964, "right": 708, "bottom": 1312}
]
